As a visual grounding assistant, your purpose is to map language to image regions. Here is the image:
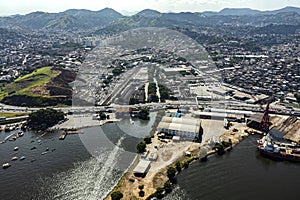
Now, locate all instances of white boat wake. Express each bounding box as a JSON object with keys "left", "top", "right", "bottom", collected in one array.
[{"left": 36, "top": 136, "right": 127, "bottom": 200}]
